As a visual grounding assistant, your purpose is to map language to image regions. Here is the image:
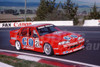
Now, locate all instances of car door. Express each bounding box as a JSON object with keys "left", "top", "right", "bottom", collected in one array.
[
  {"left": 18, "top": 27, "right": 42, "bottom": 52},
  {"left": 28, "top": 28, "right": 42, "bottom": 51},
  {"left": 18, "top": 27, "right": 29, "bottom": 49},
  {"left": 26, "top": 28, "right": 36, "bottom": 50}
]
